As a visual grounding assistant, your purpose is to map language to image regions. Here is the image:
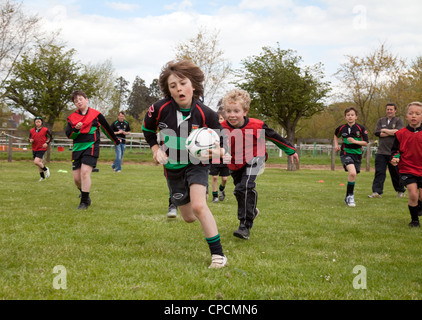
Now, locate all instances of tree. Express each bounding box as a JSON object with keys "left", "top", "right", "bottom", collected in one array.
[
  {"left": 174, "top": 26, "right": 231, "bottom": 108},
  {"left": 4, "top": 40, "right": 100, "bottom": 130},
  {"left": 85, "top": 59, "right": 119, "bottom": 115},
  {"left": 334, "top": 44, "right": 407, "bottom": 132},
  {"left": 0, "top": 0, "right": 41, "bottom": 96},
  {"left": 126, "top": 76, "right": 160, "bottom": 121},
  {"left": 237, "top": 45, "right": 330, "bottom": 169}
]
